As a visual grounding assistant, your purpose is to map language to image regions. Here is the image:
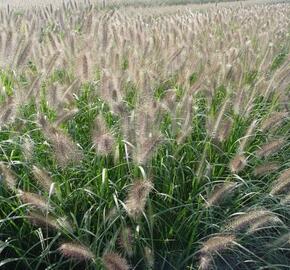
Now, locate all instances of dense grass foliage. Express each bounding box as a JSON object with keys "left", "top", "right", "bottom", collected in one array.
[{"left": 0, "top": 1, "right": 290, "bottom": 269}]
